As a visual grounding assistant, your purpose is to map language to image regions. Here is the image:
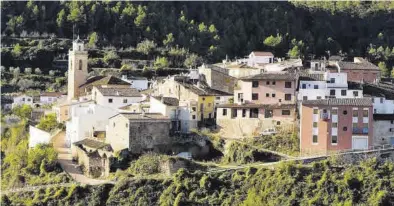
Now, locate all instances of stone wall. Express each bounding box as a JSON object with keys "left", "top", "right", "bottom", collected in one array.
[
  {"left": 160, "top": 158, "right": 188, "bottom": 175},
  {"left": 129, "top": 120, "right": 173, "bottom": 154},
  {"left": 199, "top": 67, "right": 236, "bottom": 94},
  {"left": 75, "top": 146, "right": 111, "bottom": 178}
]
